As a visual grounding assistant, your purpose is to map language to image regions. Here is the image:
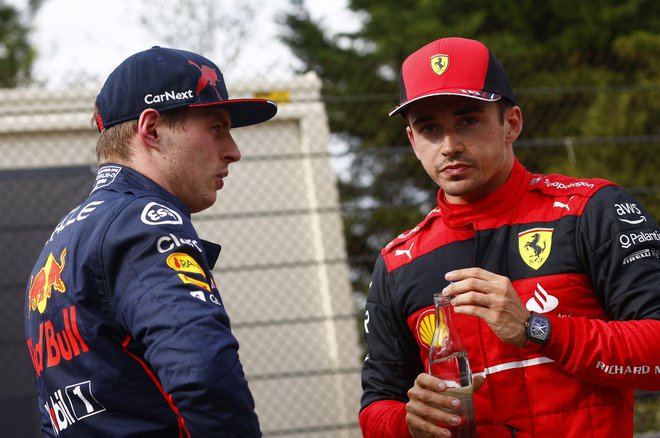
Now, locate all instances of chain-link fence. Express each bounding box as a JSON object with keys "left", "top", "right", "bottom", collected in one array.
[
  {"left": 1, "top": 49, "right": 659, "bottom": 436},
  {"left": 0, "top": 77, "right": 363, "bottom": 438}
]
